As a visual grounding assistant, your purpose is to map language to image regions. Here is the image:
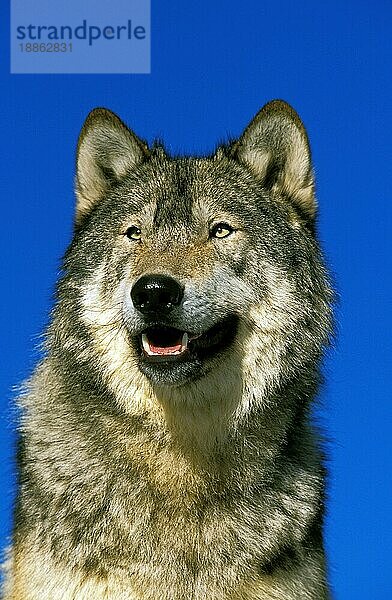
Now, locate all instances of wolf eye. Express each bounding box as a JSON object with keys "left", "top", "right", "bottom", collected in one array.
[
  {"left": 210, "top": 223, "right": 234, "bottom": 239},
  {"left": 125, "top": 226, "right": 142, "bottom": 241}
]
